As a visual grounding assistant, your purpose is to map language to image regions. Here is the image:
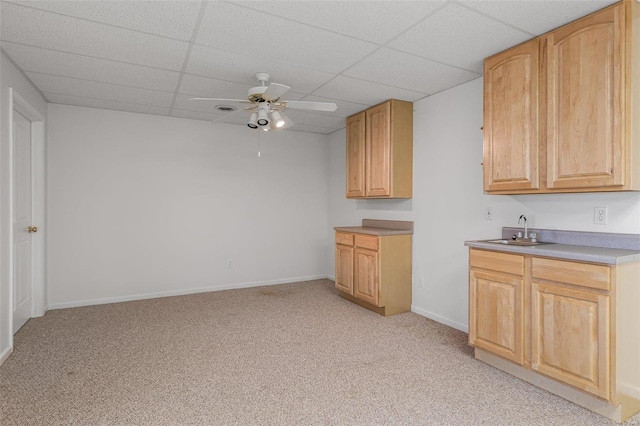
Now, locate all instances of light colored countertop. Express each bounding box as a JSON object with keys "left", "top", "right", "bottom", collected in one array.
[
  {"left": 335, "top": 226, "right": 413, "bottom": 236},
  {"left": 334, "top": 219, "right": 414, "bottom": 236},
  {"left": 465, "top": 240, "right": 640, "bottom": 265}
]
